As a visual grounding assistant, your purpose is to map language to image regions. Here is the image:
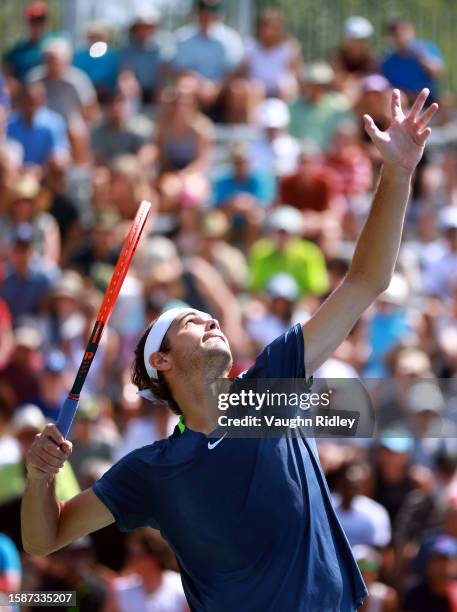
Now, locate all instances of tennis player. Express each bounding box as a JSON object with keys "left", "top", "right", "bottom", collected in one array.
[{"left": 22, "top": 88, "right": 437, "bottom": 611}]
